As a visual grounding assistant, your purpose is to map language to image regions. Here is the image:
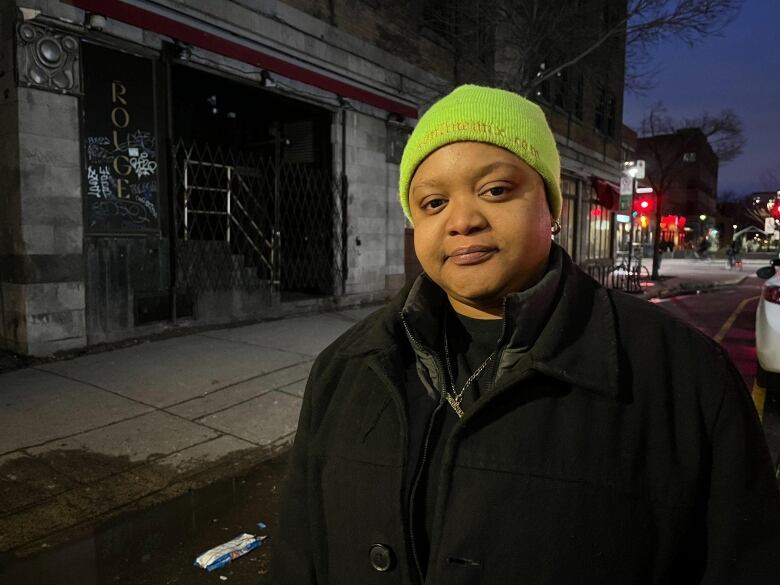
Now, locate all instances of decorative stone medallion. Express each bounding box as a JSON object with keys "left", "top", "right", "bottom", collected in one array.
[{"left": 16, "top": 21, "right": 80, "bottom": 94}]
